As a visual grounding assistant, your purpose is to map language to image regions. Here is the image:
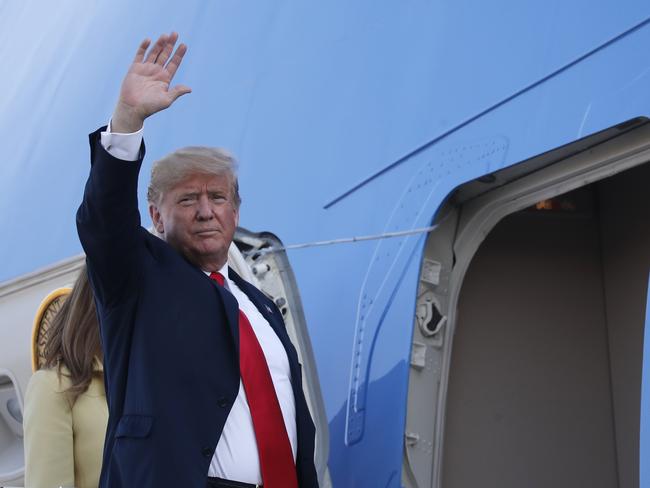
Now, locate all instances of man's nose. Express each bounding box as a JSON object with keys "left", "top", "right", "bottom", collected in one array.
[{"left": 196, "top": 195, "right": 214, "bottom": 220}]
